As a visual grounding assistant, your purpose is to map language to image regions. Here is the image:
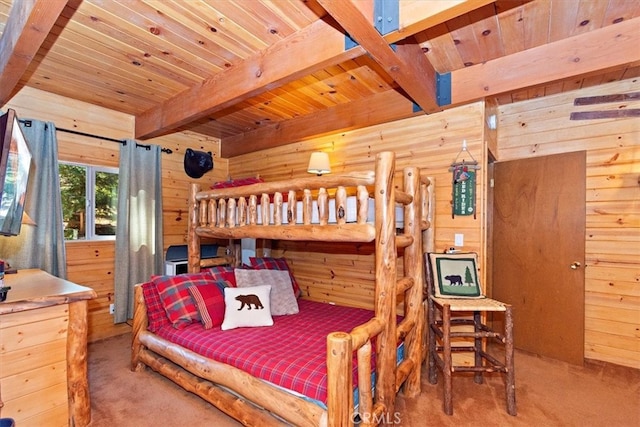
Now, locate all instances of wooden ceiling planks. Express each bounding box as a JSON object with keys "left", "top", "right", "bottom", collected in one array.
[
  {"left": 416, "top": 24, "right": 465, "bottom": 73},
  {"left": 154, "top": 0, "right": 261, "bottom": 58},
  {"left": 548, "top": 0, "right": 581, "bottom": 42},
  {"left": 603, "top": 0, "right": 640, "bottom": 26},
  {"left": 570, "top": 0, "right": 611, "bottom": 36},
  {"left": 79, "top": 1, "right": 220, "bottom": 80},
  {"left": 470, "top": 9, "right": 504, "bottom": 63},
  {"left": 514, "top": 0, "right": 549, "bottom": 50}
]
